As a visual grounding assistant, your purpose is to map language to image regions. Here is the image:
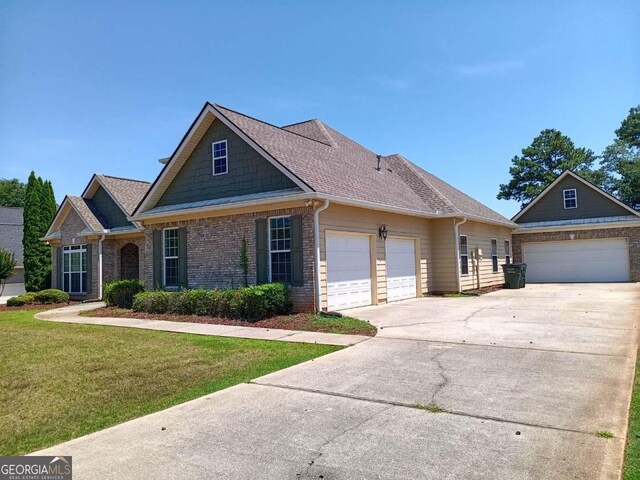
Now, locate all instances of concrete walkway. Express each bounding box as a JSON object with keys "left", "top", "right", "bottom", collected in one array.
[{"left": 35, "top": 303, "right": 370, "bottom": 347}]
